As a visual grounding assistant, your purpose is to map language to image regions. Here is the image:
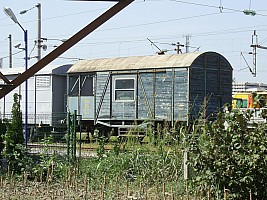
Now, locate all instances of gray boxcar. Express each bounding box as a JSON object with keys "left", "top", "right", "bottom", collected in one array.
[
  {"left": 67, "top": 52, "right": 232, "bottom": 136},
  {"left": 0, "top": 64, "right": 71, "bottom": 126}
]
